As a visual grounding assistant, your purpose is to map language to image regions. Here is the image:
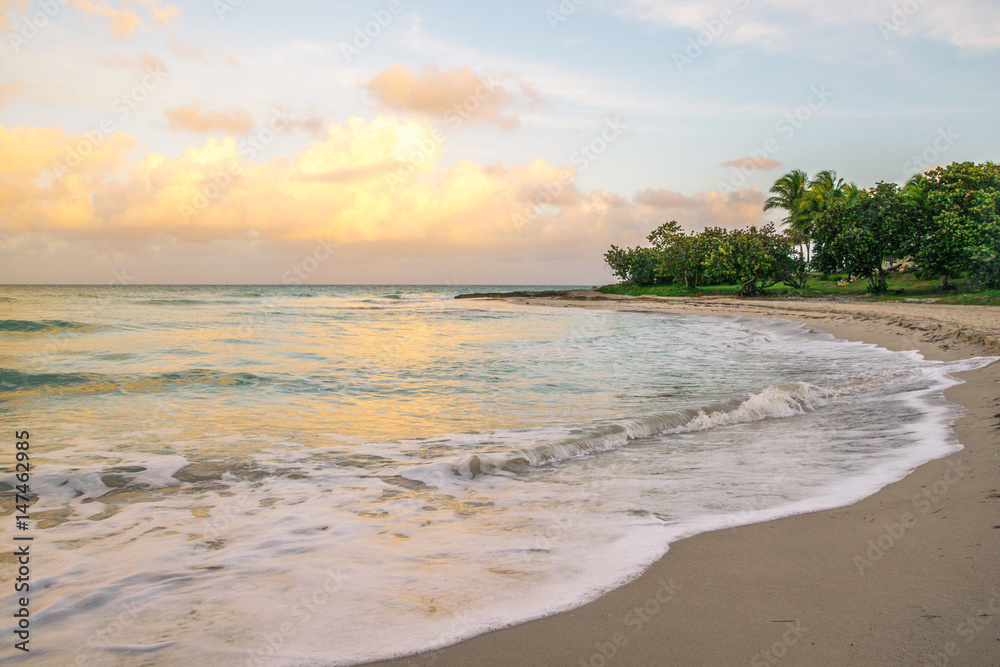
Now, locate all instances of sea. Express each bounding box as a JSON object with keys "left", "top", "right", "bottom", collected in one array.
[{"left": 0, "top": 284, "right": 995, "bottom": 666}]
